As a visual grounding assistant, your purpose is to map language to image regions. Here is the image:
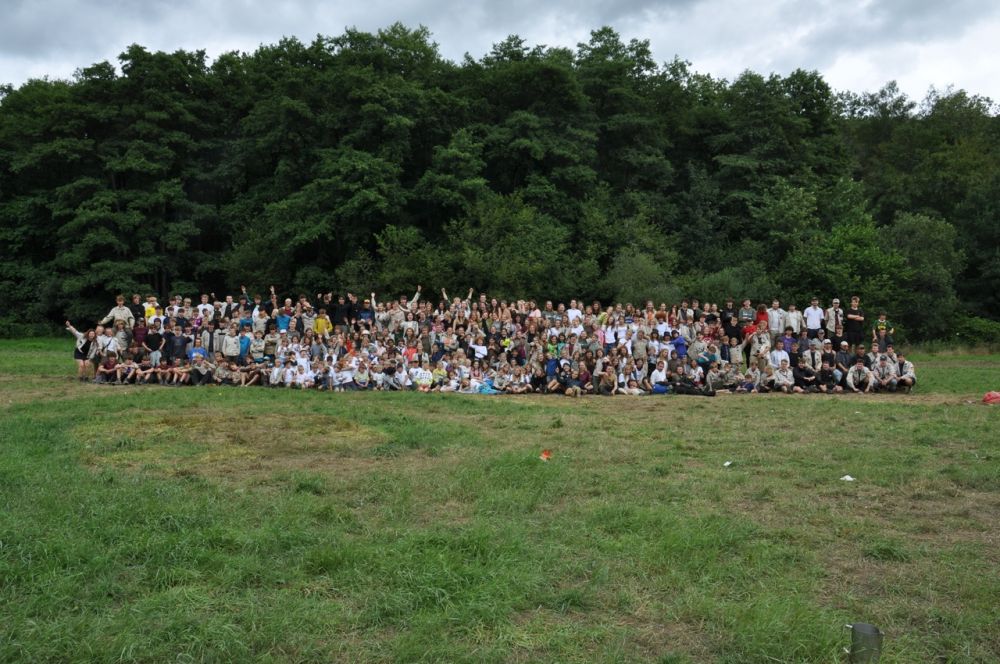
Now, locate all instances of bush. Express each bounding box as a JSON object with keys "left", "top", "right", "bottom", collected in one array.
[
  {"left": 953, "top": 315, "right": 1000, "bottom": 345},
  {"left": 0, "top": 317, "right": 58, "bottom": 339}
]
